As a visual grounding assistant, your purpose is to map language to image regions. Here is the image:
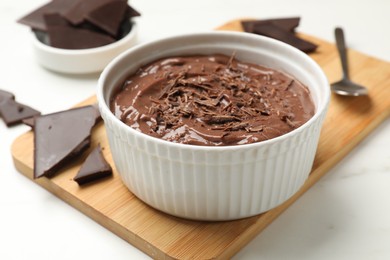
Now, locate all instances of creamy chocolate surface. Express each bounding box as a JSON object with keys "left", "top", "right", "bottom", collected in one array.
[{"left": 111, "top": 54, "right": 315, "bottom": 146}]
